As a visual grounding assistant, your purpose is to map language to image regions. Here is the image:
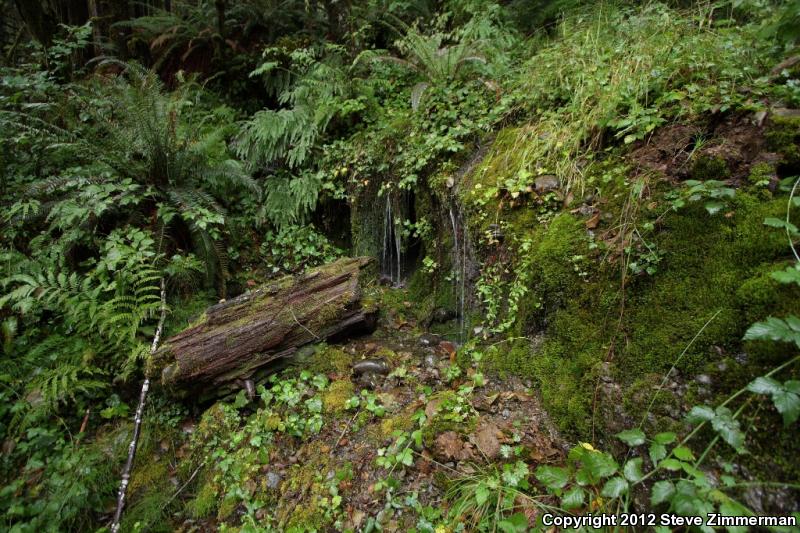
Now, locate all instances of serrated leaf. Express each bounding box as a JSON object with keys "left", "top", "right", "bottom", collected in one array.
[
  {"left": 561, "top": 486, "right": 585, "bottom": 509},
  {"left": 535, "top": 465, "right": 569, "bottom": 490},
  {"left": 711, "top": 407, "right": 745, "bottom": 451},
  {"left": 744, "top": 316, "right": 800, "bottom": 347},
  {"left": 771, "top": 266, "right": 800, "bottom": 286},
  {"left": 686, "top": 405, "right": 715, "bottom": 424},
  {"left": 601, "top": 476, "right": 629, "bottom": 498},
  {"left": 616, "top": 428, "right": 646, "bottom": 446},
  {"left": 773, "top": 389, "right": 800, "bottom": 426},
  {"left": 673, "top": 446, "right": 695, "bottom": 461},
  {"left": 649, "top": 442, "right": 667, "bottom": 464},
  {"left": 651, "top": 480, "right": 675, "bottom": 506},
  {"left": 475, "top": 484, "right": 491, "bottom": 506},
  {"left": 623, "top": 458, "right": 644, "bottom": 482},
  {"left": 582, "top": 452, "right": 618, "bottom": 481},
  {"left": 660, "top": 458, "right": 683, "bottom": 471},
  {"left": 747, "top": 376, "right": 782, "bottom": 395}
]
